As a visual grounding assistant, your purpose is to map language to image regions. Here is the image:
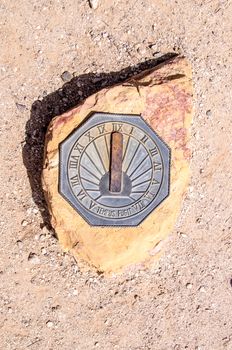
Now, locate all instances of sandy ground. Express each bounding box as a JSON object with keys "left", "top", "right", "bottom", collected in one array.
[{"left": 0, "top": 0, "right": 232, "bottom": 349}]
